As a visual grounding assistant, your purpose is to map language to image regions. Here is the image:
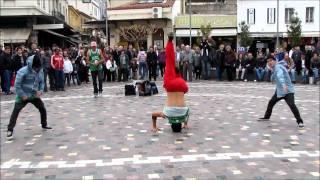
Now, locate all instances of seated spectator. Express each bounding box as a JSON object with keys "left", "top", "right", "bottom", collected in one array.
[
  {"left": 244, "top": 53, "right": 256, "bottom": 81},
  {"left": 235, "top": 53, "right": 246, "bottom": 80},
  {"left": 255, "top": 52, "right": 266, "bottom": 82},
  {"left": 311, "top": 53, "right": 320, "bottom": 84}
]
